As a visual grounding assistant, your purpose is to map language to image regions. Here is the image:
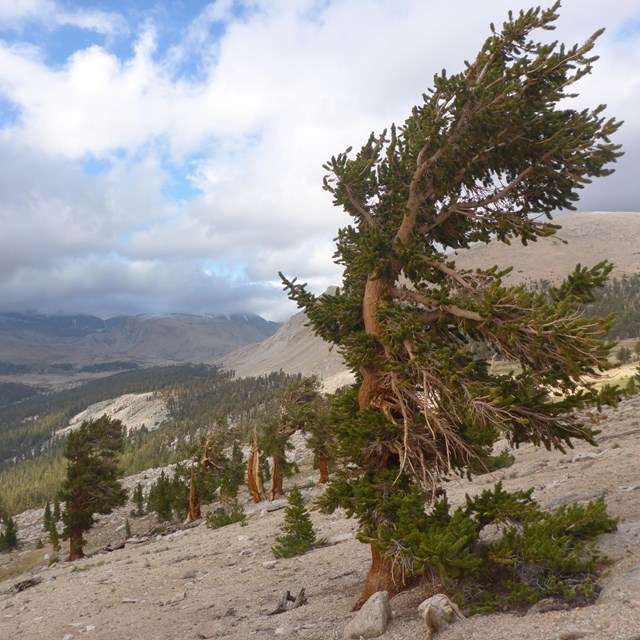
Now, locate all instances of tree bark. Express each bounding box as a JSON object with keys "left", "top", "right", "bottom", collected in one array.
[
  {"left": 247, "top": 428, "right": 263, "bottom": 503},
  {"left": 356, "top": 275, "right": 412, "bottom": 606},
  {"left": 317, "top": 457, "right": 329, "bottom": 485},
  {"left": 68, "top": 527, "right": 85, "bottom": 561},
  {"left": 270, "top": 458, "right": 284, "bottom": 500},
  {"left": 354, "top": 544, "right": 408, "bottom": 610}
]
